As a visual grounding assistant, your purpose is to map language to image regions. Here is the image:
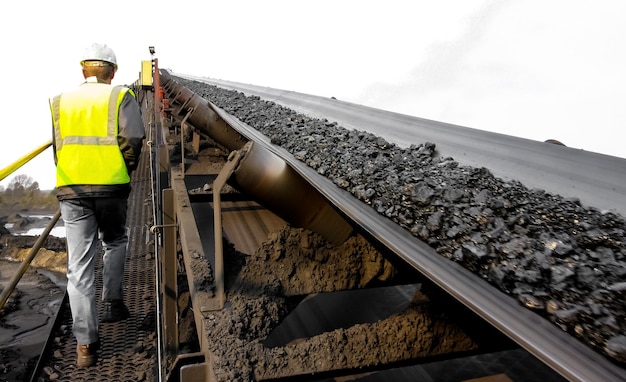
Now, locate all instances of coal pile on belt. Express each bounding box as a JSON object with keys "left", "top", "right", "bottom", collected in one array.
[{"left": 175, "top": 77, "right": 626, "bottom": 365}]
